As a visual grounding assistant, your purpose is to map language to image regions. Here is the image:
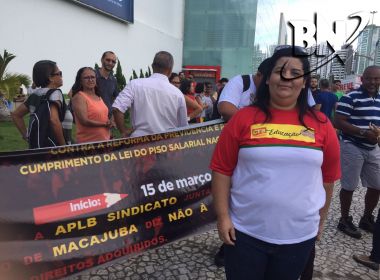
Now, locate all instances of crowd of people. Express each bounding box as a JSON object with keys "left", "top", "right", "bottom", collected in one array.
[
  {"left": 8, "top": 46, "right": 380, "bottom": 279},
  {"left": 11, "top": 50, "right": 228, "bottom": 146},
  {"left": 11, "top": 52, "right": 120, "bottom": 147}
]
